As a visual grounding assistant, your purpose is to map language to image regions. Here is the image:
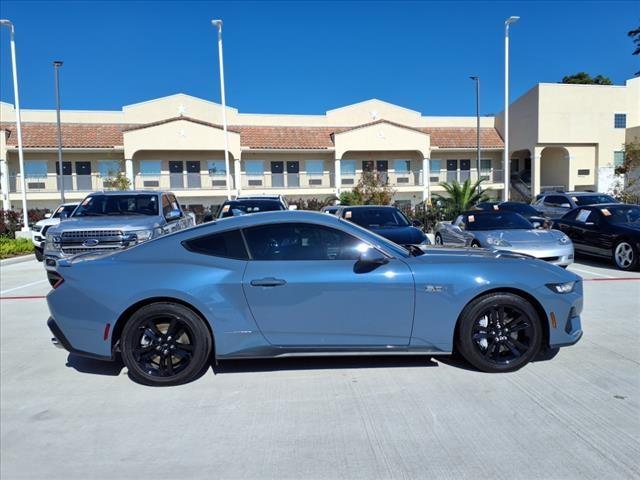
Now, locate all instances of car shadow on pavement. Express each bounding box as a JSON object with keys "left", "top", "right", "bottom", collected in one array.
[
  {"left": 211, "top": 354, "right": 439, "bottom": 375},
  {"left": 66, "top": 354, "right": 124, "bottom": 376},
  {"left": 436, "top": 348, "right": 560, "bottom": 372}
]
